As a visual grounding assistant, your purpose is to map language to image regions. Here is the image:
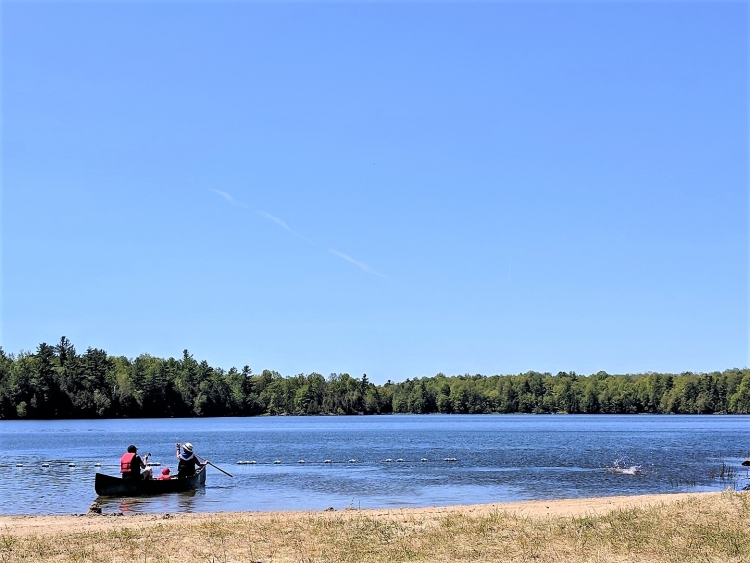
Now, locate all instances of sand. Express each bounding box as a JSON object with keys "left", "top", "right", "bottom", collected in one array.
[{"left": 0, "top": 491, "right": 717, "bottom": 537}]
